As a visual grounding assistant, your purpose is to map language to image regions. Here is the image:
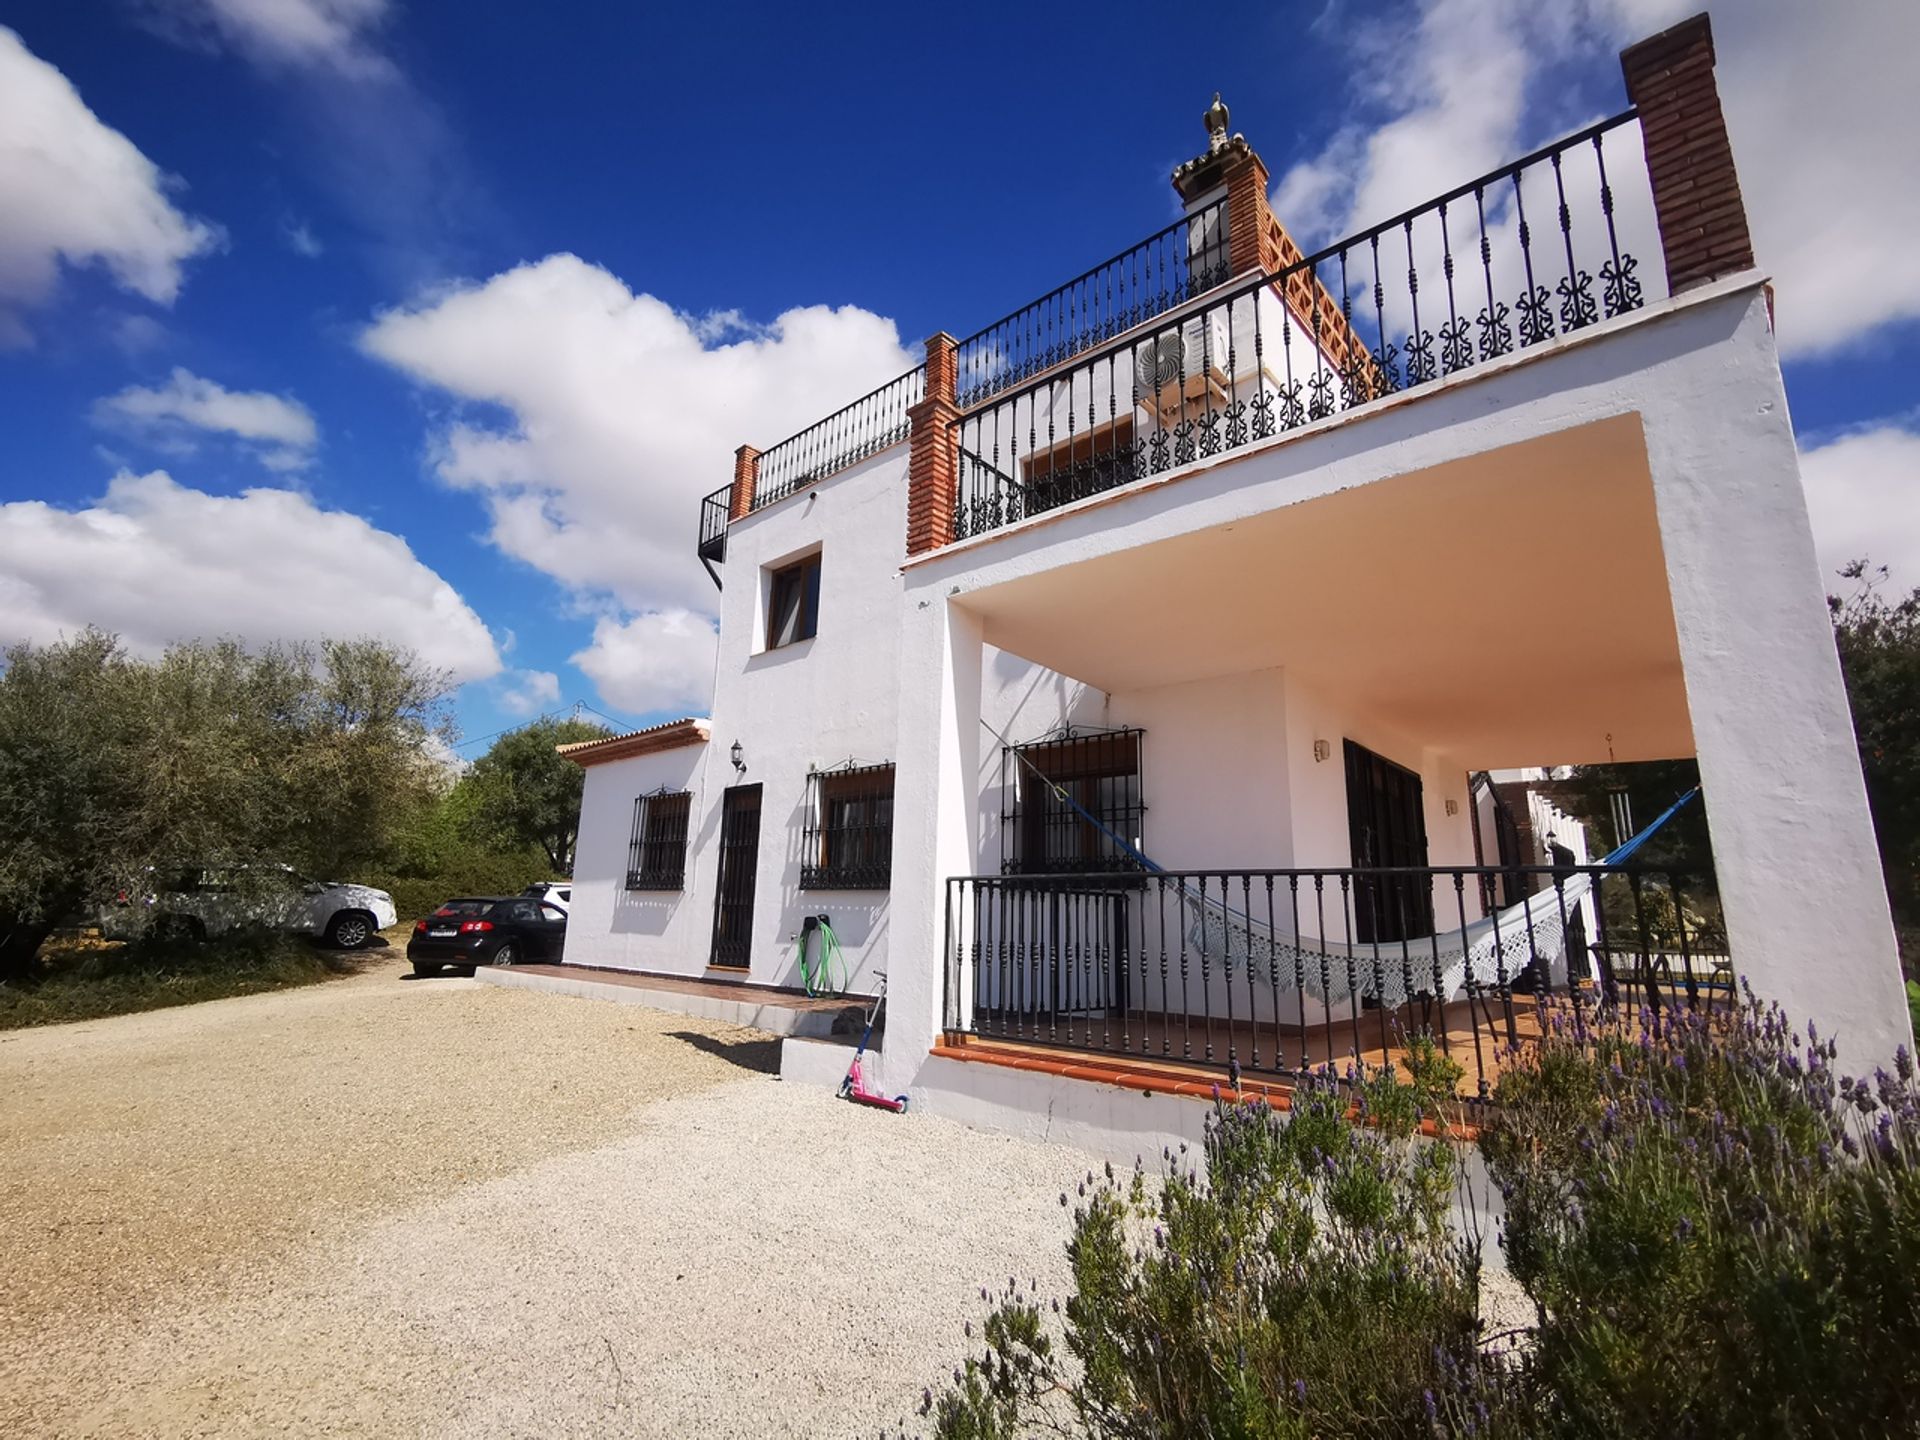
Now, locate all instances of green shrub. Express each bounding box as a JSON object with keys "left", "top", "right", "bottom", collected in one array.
[
  {"left": 0, "top": 928, "right": 349, "bottom": 1029},
  {"left": 913, "top": 1048, "right": 1513, "bottom": 1439},
  {"left": 1484, "top": 989, "right": 1920, "bottom": 1437},
  {"left": 912, "top": 994, "right": 1920, "bottom": 1438}
]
